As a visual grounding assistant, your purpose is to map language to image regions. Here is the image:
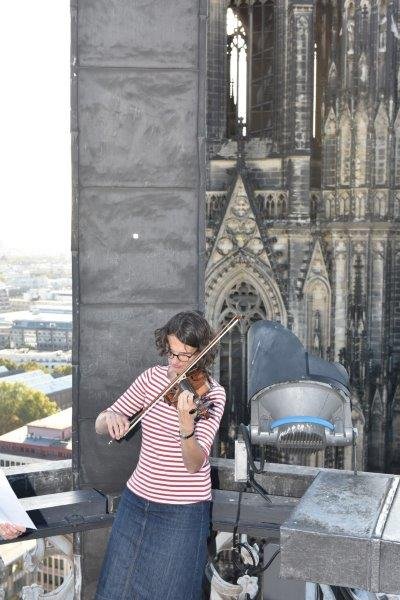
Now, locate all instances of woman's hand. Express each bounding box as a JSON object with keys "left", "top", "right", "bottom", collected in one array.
[
  {"left": 0, "top": 522, "right": 26, "bottom": 540},
  {"left": 104, "top": 411, "right": 130, "bottom": 440},
  {"left": 177, "top": 391, "right": 196, "bottom": 435}
]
